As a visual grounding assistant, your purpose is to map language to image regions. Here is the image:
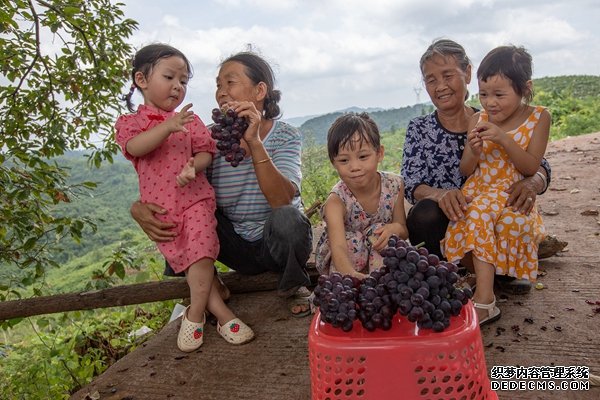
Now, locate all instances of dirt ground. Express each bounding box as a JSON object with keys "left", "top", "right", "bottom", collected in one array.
[{"left": 72, "top": 132, "right": 600, "bottom": 400}]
